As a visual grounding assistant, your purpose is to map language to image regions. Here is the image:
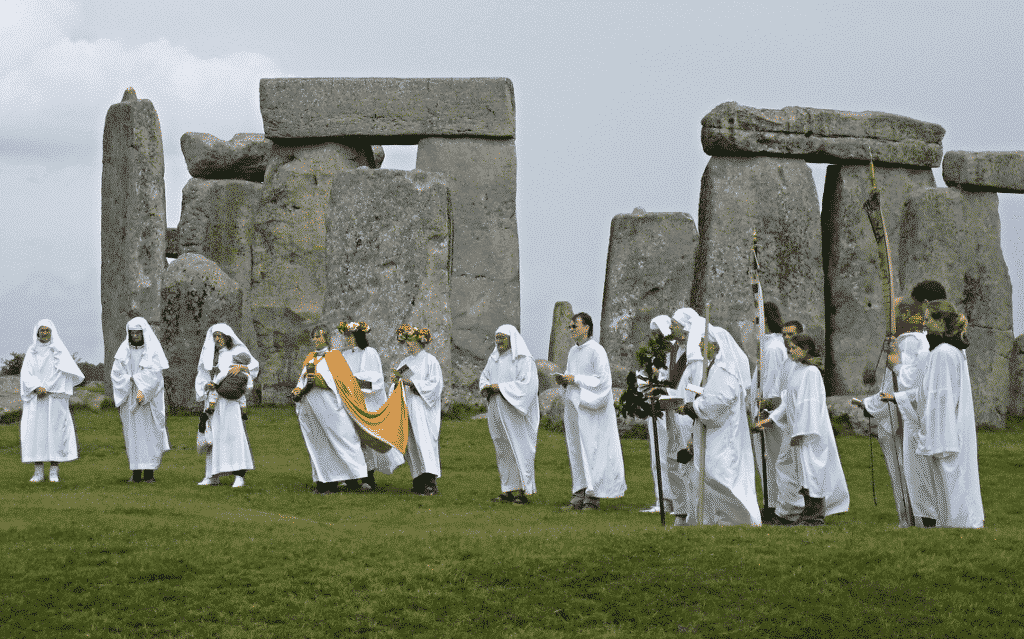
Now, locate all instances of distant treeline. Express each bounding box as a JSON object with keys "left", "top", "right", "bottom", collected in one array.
[{"left": 1, "top": 352, "right": 104, "bottom": 383}]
